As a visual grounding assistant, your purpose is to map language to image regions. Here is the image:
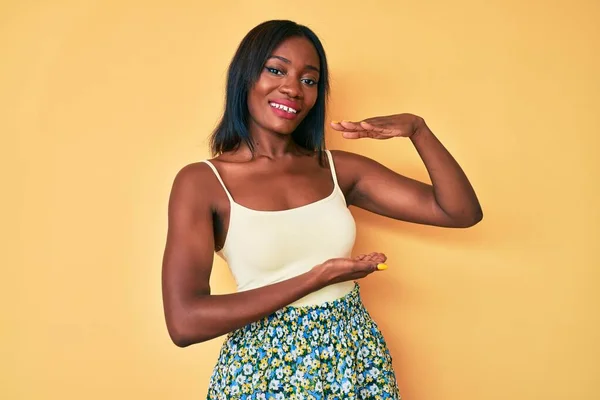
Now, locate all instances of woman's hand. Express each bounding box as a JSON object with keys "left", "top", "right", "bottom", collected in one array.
[
  {"left": 312, "top": 252, "right": 389, "bottom": 286},
  {"left": 330, "top": 113, "right": 425, "bottom": 140}
]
